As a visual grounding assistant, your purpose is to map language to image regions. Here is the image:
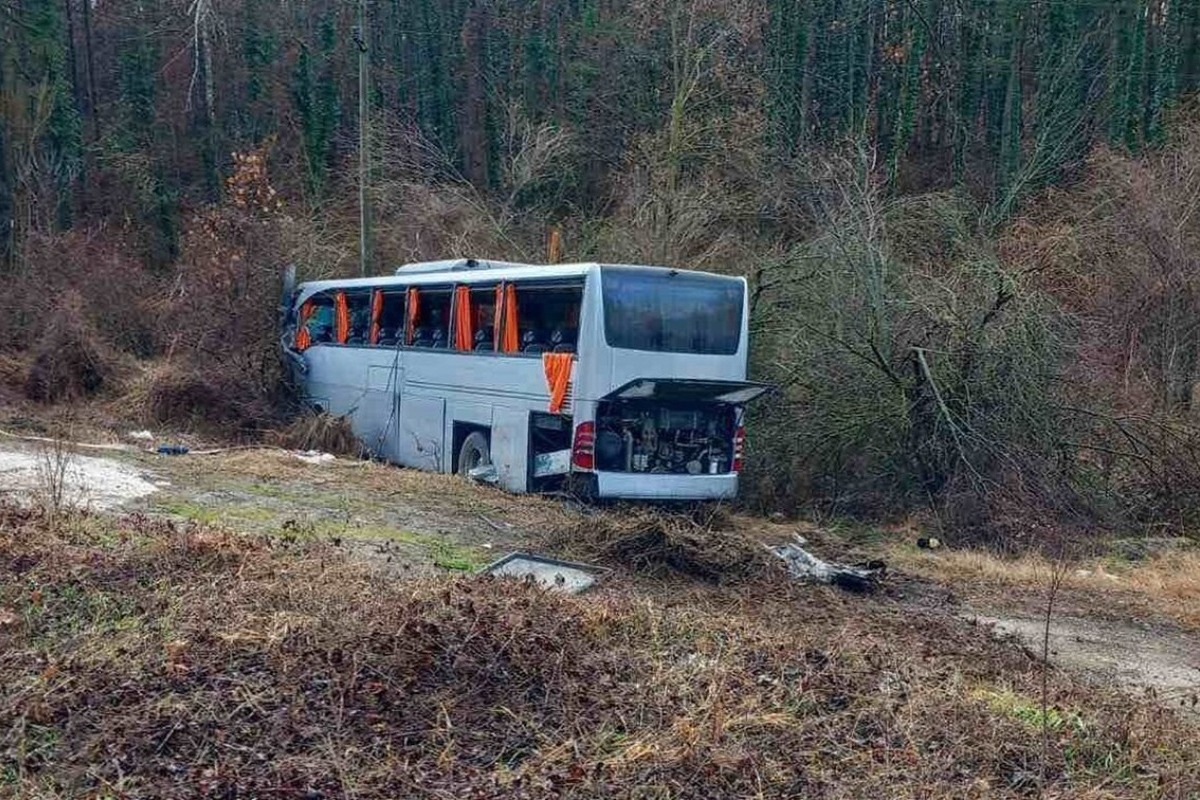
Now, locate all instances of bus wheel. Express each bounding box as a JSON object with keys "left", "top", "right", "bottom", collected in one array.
[{"left": 457, "top": 431, "right": 491, "bottom": 478}]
